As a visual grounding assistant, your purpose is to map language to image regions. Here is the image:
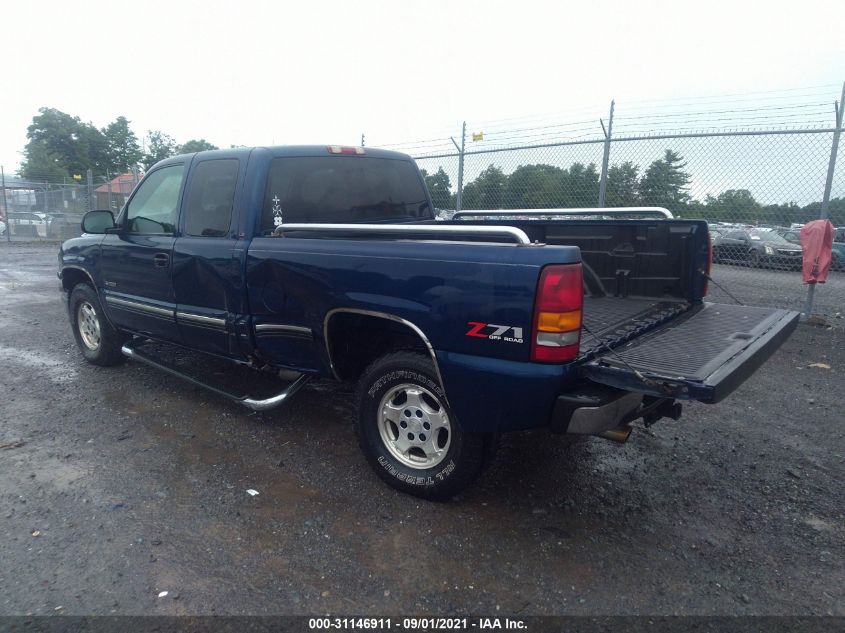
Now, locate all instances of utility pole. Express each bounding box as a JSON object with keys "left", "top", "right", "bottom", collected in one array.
[
  {"left": 804, "top": 81, "right": 844, "bottom": 317},
  {"left": 1, "top": 166, "right": 10, "bottom": 242},
  {"left": 598, "top": 99, "right": 615, "bottom": 207},
  {"left": 451, "top": 121, "right": 466, "bottom": 212}
]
